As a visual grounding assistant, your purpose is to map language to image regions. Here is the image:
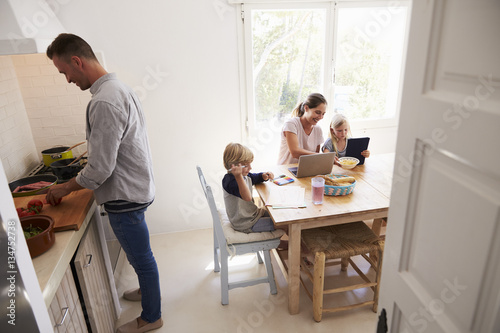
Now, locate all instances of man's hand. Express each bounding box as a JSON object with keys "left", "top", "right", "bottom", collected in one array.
[
  {"left": 45, "top": 177, "right": 84, "bottom": 205},
  {"left": 46, "top": 184, "right": 69, "bottom": 206}
]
